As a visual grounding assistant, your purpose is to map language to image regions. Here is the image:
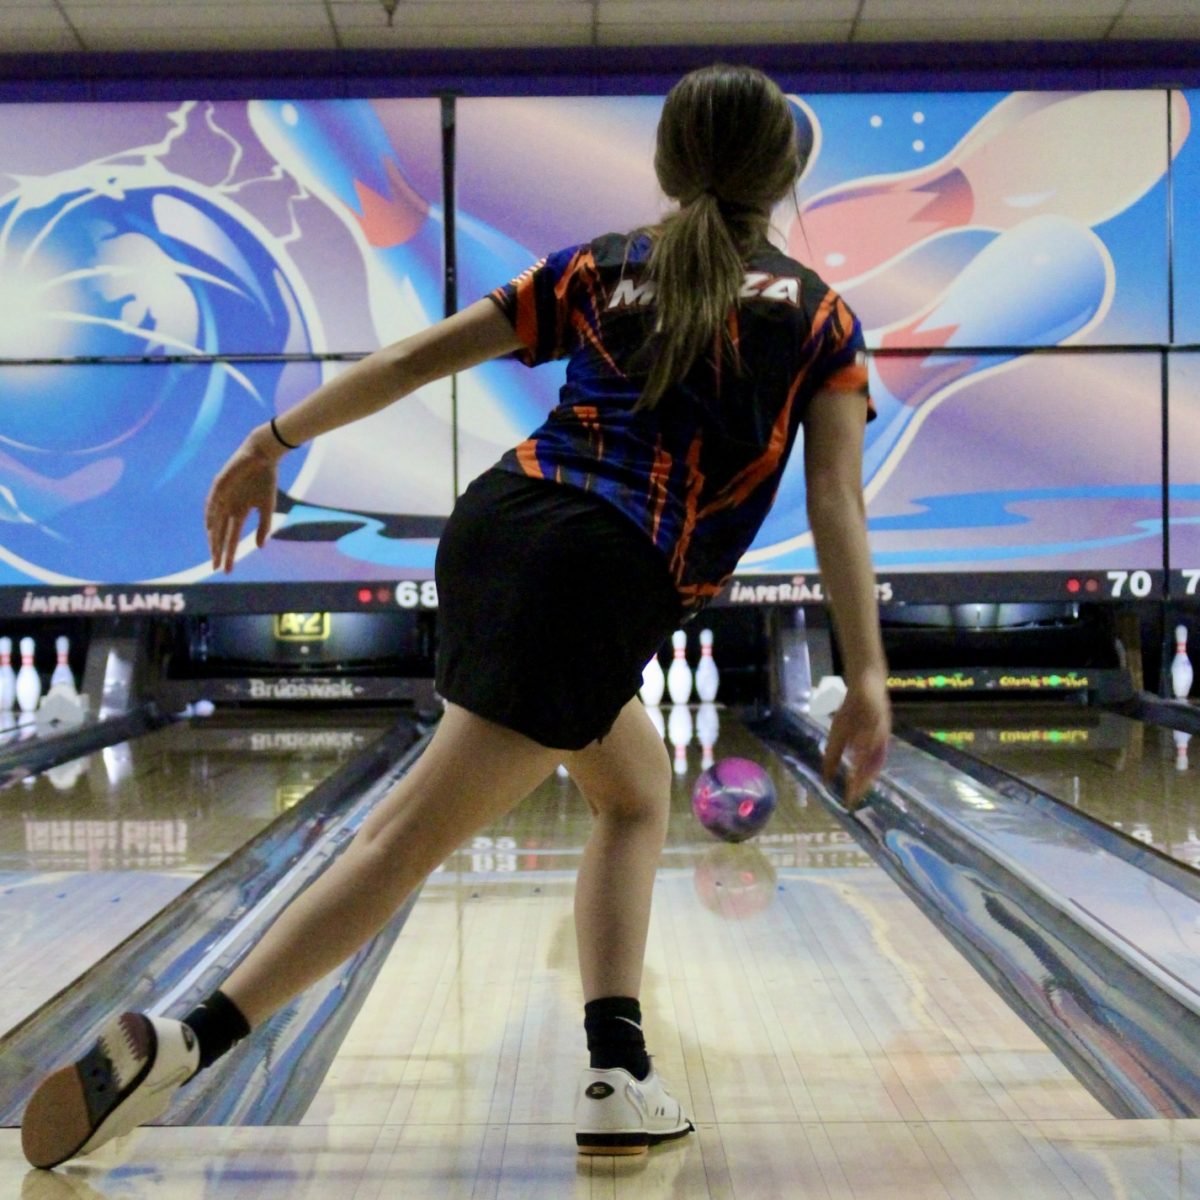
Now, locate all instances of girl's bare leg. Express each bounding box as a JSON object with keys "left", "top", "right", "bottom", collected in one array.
[
  {"left": 222, "top": 703, "right": 558, "bottom": 1026},
  {"left": 563, "top": 698, "right": 672, "bottom": 1002}
]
